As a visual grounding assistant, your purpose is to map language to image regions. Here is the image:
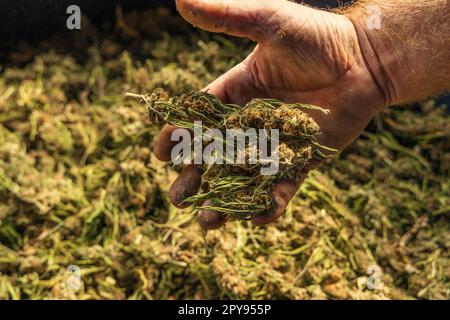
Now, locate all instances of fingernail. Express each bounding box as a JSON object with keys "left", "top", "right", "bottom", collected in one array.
[
  {"left": 197, "top": 200, "right": 227, "bottom": 230},
  {"left": 169, "top": 165, "right": 202, "bottom": 208}
]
